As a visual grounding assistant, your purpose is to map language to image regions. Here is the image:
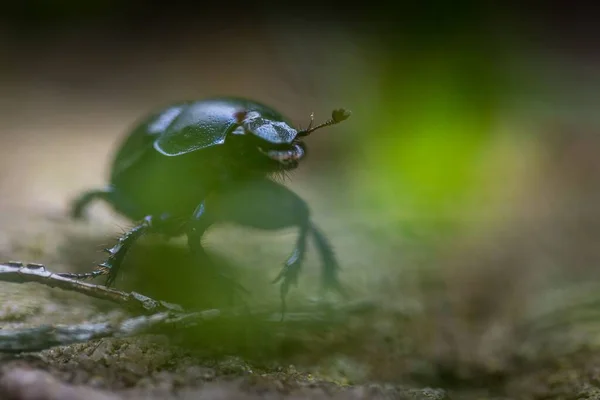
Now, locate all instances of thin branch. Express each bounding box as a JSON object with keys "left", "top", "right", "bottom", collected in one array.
[
  {"left": 0, "top": 261, "right": 378, "bottom": 353},
  {"left": 0, "top": 310, "right": 210, "bottom": 353},
  {"left": 0, "top": 303, "right": 376, "bottom": 353},
  {"left": 0, "top": 262, "right": 183, "bottom": 314}
]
